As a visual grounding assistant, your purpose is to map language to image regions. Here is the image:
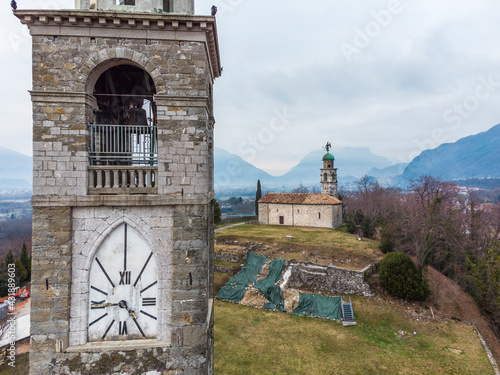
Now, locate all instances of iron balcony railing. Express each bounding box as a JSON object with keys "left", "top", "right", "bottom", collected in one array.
[{"left": 88, "top": 123, "right": 158, "bottom": 166}]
